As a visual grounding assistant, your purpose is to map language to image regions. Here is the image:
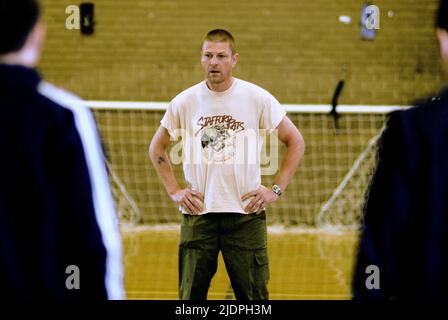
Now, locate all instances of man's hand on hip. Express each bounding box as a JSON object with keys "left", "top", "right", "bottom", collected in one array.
[
  {"left": 241, "top": 185, "right": 279, "bottom": 214},
  {"left": 170, "top": 188, "right": 205, "bottom": 215}
]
